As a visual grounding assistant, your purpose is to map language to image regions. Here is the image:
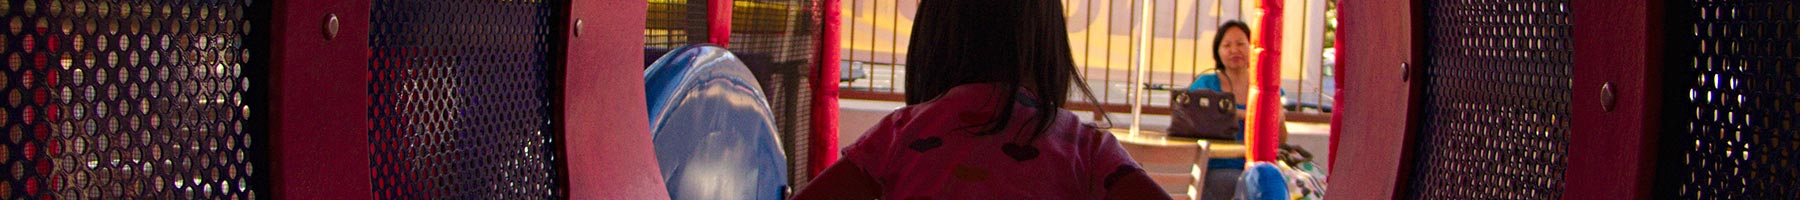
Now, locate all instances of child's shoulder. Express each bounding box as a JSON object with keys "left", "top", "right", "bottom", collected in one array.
[{"left": 1028, "top": 108, "right": 1121, "bottom": 143}]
